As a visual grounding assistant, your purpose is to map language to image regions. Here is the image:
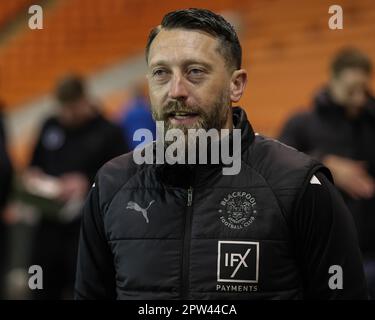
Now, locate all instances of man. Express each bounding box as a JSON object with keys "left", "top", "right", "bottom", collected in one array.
[
  {"left": 119, "top": 81, "right": 156, "bottom": 151},
  {"left": 279, "top": 48, "right": 375, "bottom": 298},
  {"left": 0, "top": 108, "right": 13, "bottom": 212},
  {"left": 26, "top": 75, "right": 127, "bottom": 299},
  {"left": 75, "top": 9, "right": 367, "bottom": 299},
  {"left": 0, "top": 107, "right": 13, "bottom": 298}
]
